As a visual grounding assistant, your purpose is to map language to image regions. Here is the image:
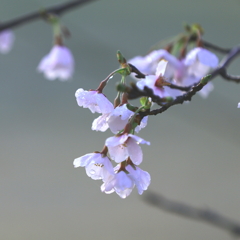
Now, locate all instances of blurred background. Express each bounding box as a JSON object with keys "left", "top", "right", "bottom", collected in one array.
[{"left": 0, "top": 0, "right": 240, "bottom": 239}]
